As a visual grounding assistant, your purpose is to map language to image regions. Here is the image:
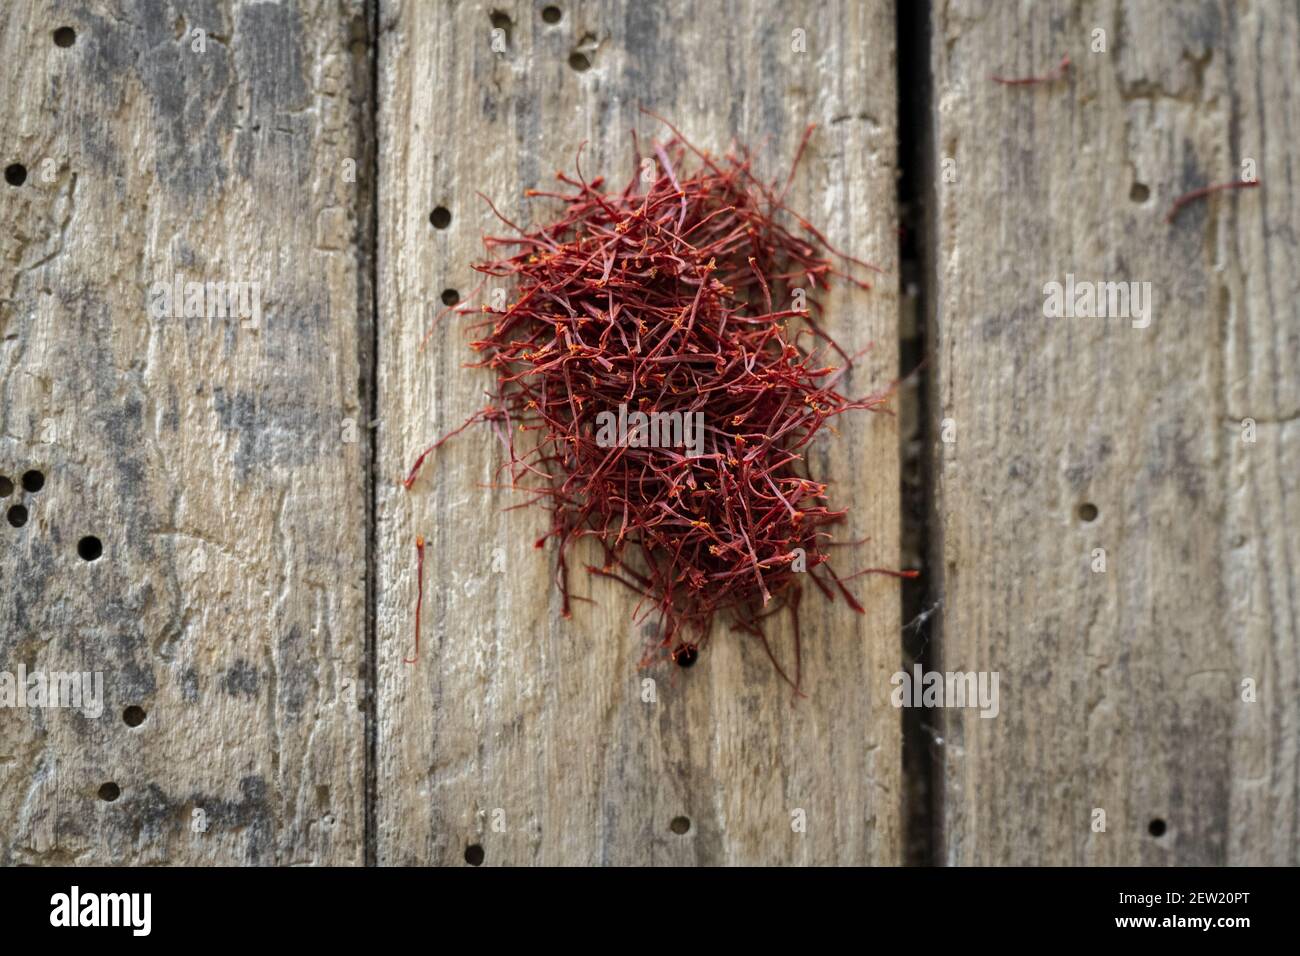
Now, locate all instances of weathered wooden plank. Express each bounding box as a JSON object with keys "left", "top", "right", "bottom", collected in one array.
[
  {"left": 376, "top": 0, "right": 901, "bottom": 864},
  {"left": 0, "top": 0, "right": 370, "bottom": 864},
  {"left": 929, "top": 0, "right": 1298, "bottom": 864}
]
